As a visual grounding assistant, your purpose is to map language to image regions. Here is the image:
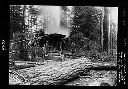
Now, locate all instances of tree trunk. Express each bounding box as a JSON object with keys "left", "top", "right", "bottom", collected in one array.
[
  {"left": 22, "top": 5, "right": 26, "bottom": 33},
  {"left": 103, "top": 7, "right": 109, "bottom": 52},
  {"left": 10, "top": 58, "right": 117, "bottom": 85},
  {"left": 100, "top": 8, "right": 104, "bottom": 52}
]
